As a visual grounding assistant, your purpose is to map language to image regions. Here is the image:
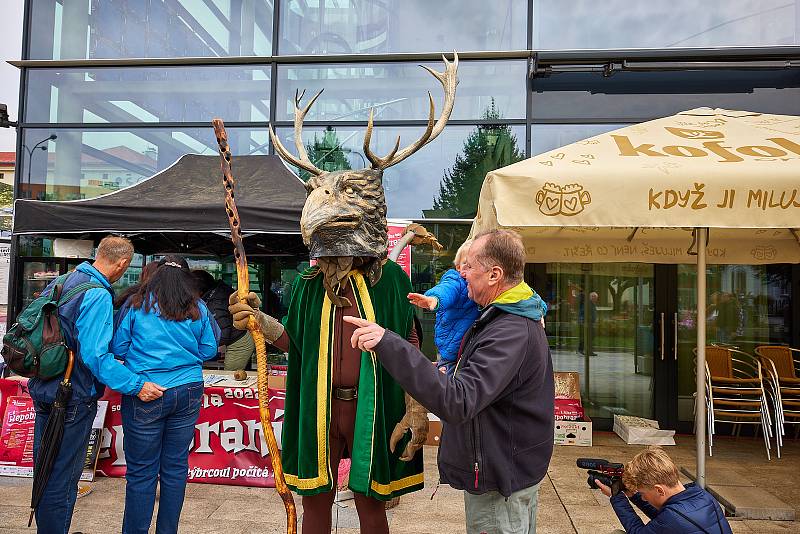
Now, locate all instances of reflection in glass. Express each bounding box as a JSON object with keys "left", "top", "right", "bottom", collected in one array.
[
  {"left": 279, "top": 0, "right": 525, "bottom": 55},
  {"left": 277, "top": 61, "right": 526, "bottom": 121},
  {"left": 25, "top": 67, "right": 271, "bottom": 124},
  {"left": 28, "top": 0, "right": 273, "bottom": 59},
  {"left": 532, "top": 124, "right": 628, "bottom": 156},
  {"left": 533, "top": 0, "right": 800, "bottom": 49},
  {"left": 532, "top": 70, "right": 800, "bottom": 121},
  {"left": 275, "top": 122, "right": 525, "bottom": 219},
  {"left": 676, "top": 264, "right": 793, "bottom": 421},
  {"left": 544, "top": 263, "right": 655, "bottom": 420},
  {"left": 20, "top": 128, "right": 272, "bottom": 201}
]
